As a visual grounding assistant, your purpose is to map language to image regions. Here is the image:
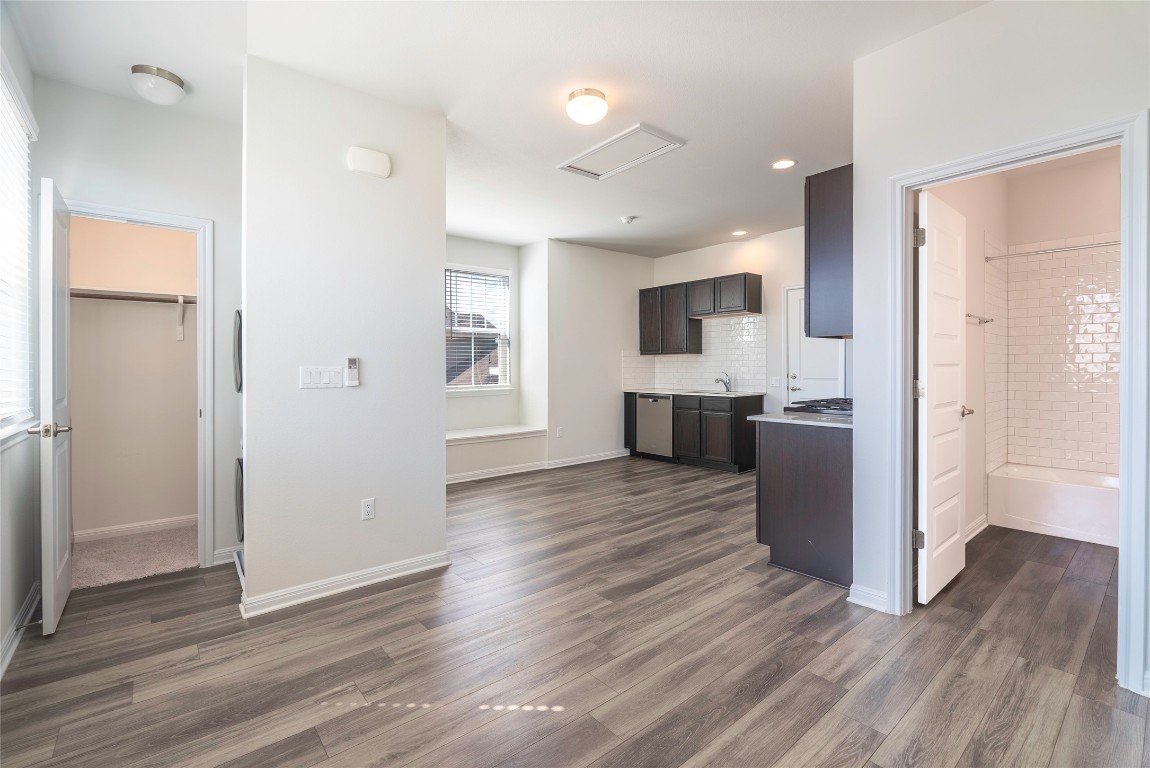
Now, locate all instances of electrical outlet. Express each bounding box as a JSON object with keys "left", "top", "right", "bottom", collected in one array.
[
  {"left": 361, "top": 498, "right": 376, "bottom": 520},
  {"left": 556, "top": 426, "right": 564, "bottom": 438}
]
